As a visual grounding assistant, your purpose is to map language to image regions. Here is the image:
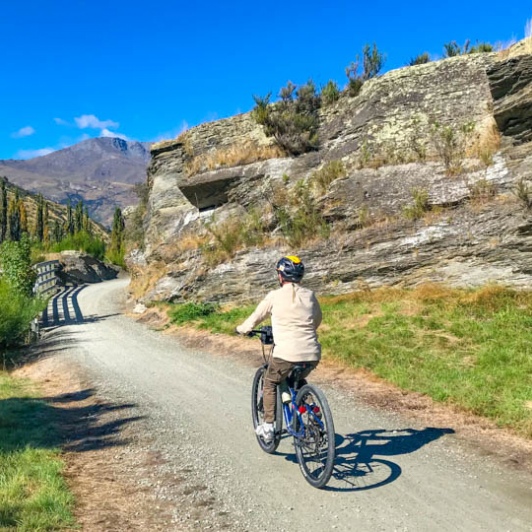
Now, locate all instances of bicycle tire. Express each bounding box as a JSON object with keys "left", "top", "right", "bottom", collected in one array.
[
  {"left": 293, "top": 383, "right": 336, "bottom": 488},
  {"left": 251, "top": 366, "right": 282, "bottom": 453}
]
